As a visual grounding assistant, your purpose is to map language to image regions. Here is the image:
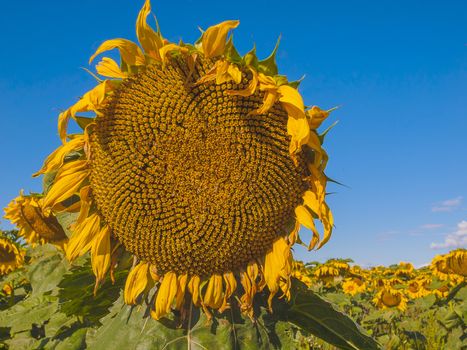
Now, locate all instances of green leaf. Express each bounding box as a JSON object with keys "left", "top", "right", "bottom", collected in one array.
[
  {"left": 26, "top": 246, "right": 70, "bottom": 295},
  {"left": 0, "top": 294, "right": 58, "bottom": 334},
  {"left": 55, "top": 211, "right": 79, "bottom": 238},
  {"left": 58, "top": 260, "right": 127, "bottom": 325},
  {"left": 286, "top": 280, "right": 381, "bottom": 350}
]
